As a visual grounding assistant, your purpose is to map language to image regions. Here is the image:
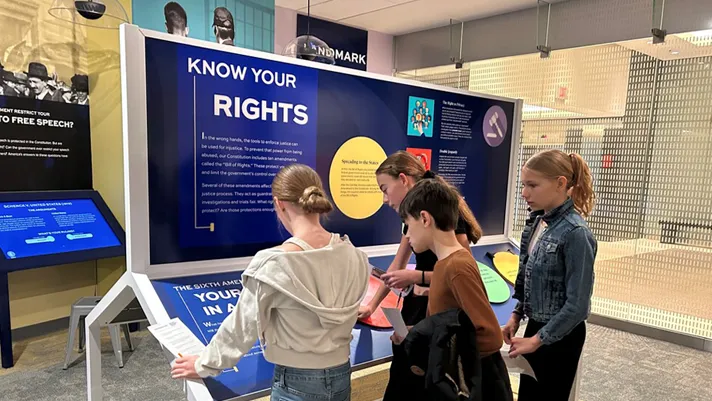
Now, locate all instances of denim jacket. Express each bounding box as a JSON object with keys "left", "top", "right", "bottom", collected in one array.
[{"left": 513, "top": 198, "right": 597, "bottom": 345}]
